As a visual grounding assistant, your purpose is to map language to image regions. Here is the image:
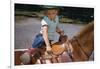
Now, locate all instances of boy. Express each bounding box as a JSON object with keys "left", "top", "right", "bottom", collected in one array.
[
  {"left": 37, "top": 7, "right": 63, "bottom": 52},
  {"left": 20, "top": 6, "right": 64, "bottom": 64}
]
